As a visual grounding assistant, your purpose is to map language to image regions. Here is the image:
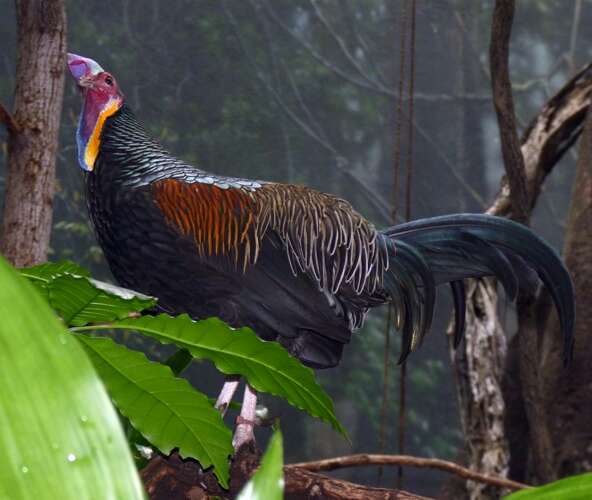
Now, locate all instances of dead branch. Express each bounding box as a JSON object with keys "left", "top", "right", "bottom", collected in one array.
[
  {"left": 284, "top": 466, "right": 430, "bottom": 499},
  {"left": 290, "top": 453, "right": 530, "bottom": 492},
  {"left": 0, "top": 102, "right": 19, "bottom": 135},
  {"left": 263, "top": 0, "right": 495, "bottom": 103},
  {"left": 223, "top": 1, "right": 395, "bottom": 223},
  {"left": 488, "top": 61, "right": 592, "bottom": 217},
  {"left": 308, "top": 0, "right": 381, "bottom": 91},
  {"left": 489, "top": 0, "right": 529, "bottom": 222}
]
